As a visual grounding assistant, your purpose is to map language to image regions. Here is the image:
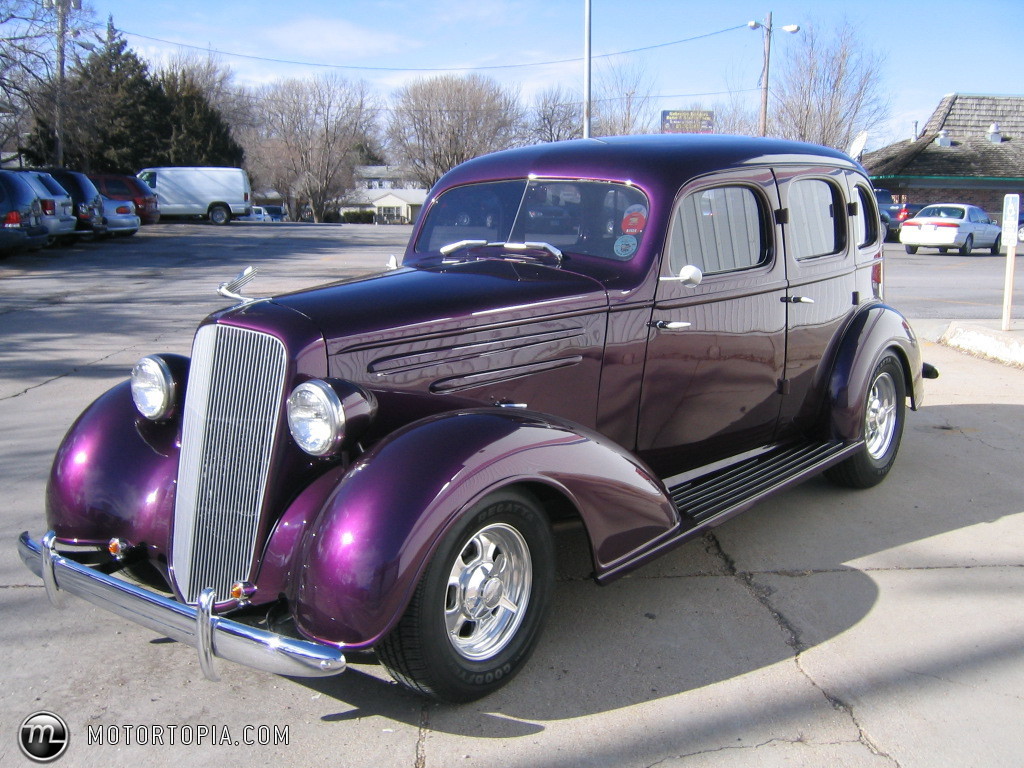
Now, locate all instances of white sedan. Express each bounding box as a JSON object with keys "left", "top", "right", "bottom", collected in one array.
[{"left": 899, "top": 203, "right": 1001, "bottom": 255}]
